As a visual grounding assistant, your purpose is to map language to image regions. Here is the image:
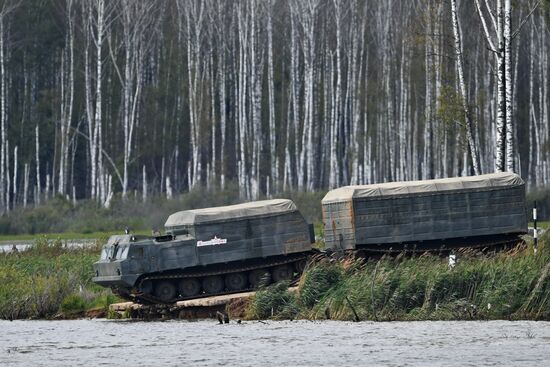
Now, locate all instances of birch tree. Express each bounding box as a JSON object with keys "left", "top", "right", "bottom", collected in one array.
[
  {"left": 177, "top": 0, "right": 205, "bottom": 189},
  {"left": 58, "top": 0, "right": 75, "bottom": 196},
  {"left": 475, "top": 0, "right": 540, "bottom": 172},
  {"left": 35, "top": 125, "right": 40, "bottom": 205},
  {"left": 450, "top": 0, "right": 481, "bottom": 175},
  {"left": 265, "top": 0, "right": 277, "bottom": 194},
  {"left": 292, "top": 0, "right": 319, "bottom": 191},
  {"left": 329, "top": 0, "right": 343, "bottom": 189}
]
